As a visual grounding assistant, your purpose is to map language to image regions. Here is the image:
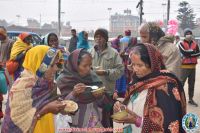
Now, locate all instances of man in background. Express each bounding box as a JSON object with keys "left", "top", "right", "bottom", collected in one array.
[
  {"left": 68, "top": 29, "right": 78, "bottom": 53},
  {"left": 178, "top": 28, "right": 200, "bottom": 107}
]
